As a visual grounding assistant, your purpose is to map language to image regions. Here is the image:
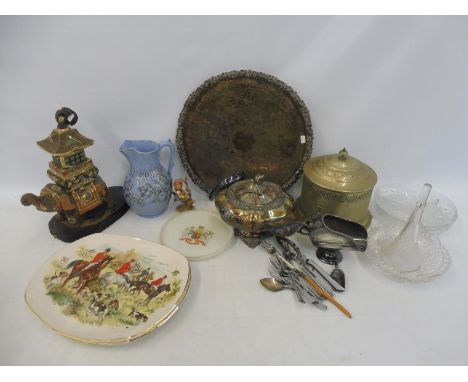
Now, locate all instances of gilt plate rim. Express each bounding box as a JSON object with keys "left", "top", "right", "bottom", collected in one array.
[{"left": 24, "top": 233, "right": 191, "bottom": 345}]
